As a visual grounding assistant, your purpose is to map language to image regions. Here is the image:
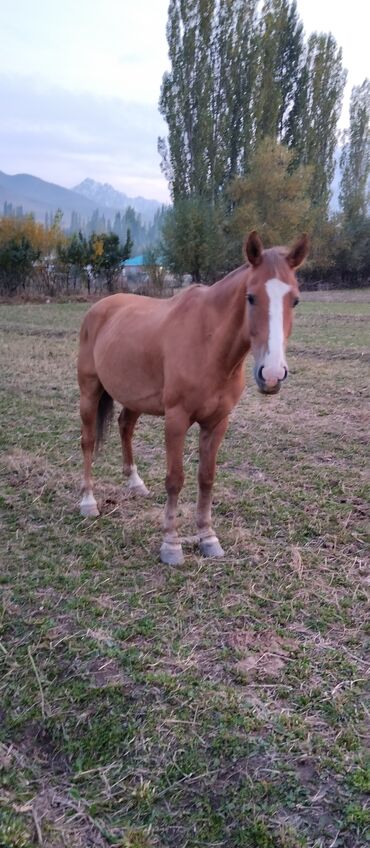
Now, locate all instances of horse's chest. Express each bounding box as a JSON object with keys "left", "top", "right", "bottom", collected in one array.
[{"left": 194, "top": 370, "right": 245, "bottom": 422}]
